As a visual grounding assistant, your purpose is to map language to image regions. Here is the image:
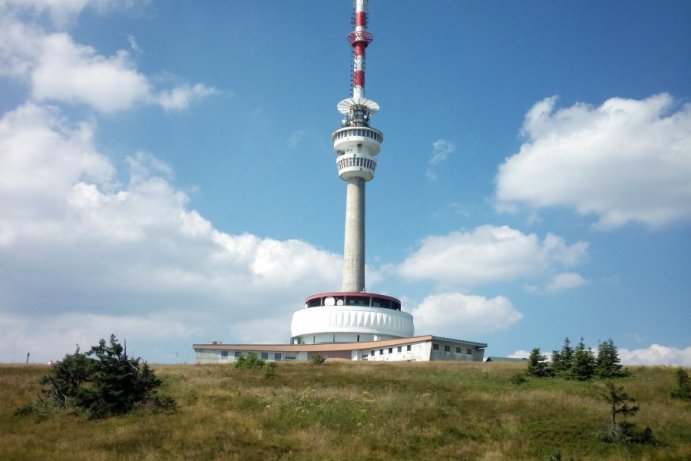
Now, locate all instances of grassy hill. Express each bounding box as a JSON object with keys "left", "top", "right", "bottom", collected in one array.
[{"left": 2, "top": 362, "right": 689, "bottom": 460}]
